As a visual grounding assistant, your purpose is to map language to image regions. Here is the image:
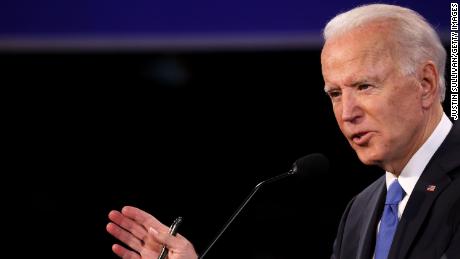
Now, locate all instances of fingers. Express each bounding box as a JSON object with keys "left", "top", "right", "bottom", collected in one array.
[
  {"left": 108, "top": 210, "right": 147, "bottom": 241},
  {"left": 106, "top": 222, "right": 143, "bottom": 252},
  {"left": 112, "top": 244, "right": 141, "bottom": 259},
  {"left": 121, "top": 206, "right": 170, "bottom": 233},
  {"left": 107, "top": 207, "right": 165, "bottom": 257},
  {"left": 108, "top": 206, "right": 197, "bottom": 259}
]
